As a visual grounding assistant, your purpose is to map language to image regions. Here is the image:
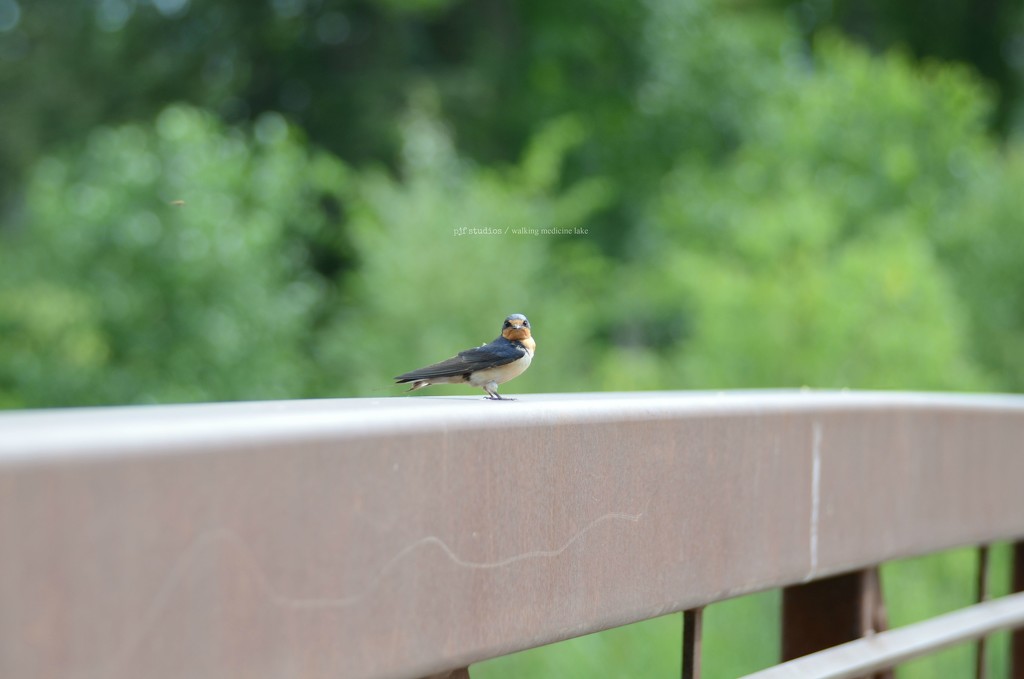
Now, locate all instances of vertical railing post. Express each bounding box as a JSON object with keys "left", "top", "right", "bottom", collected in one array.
[
  {"left": 682, "top": 607, "right": 704, "bottom": 679},
  {"left": 1013, "top": 541, "right": 1024, "bottom": 679},
  {"left": 423, "top": 668, "right": 470, "bottom": 679},
  {"left": 782, "top": 568, "right": 892, "bottom": 679},
  {"left": 975, "top": 544, "right": 991, "bottom": 679}
]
